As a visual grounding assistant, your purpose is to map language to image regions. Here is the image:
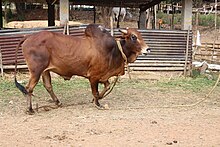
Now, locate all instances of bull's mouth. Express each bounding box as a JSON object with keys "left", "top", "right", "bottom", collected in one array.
[{"left": 141, "top": 48, "right": 151, "bottom": 55}]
